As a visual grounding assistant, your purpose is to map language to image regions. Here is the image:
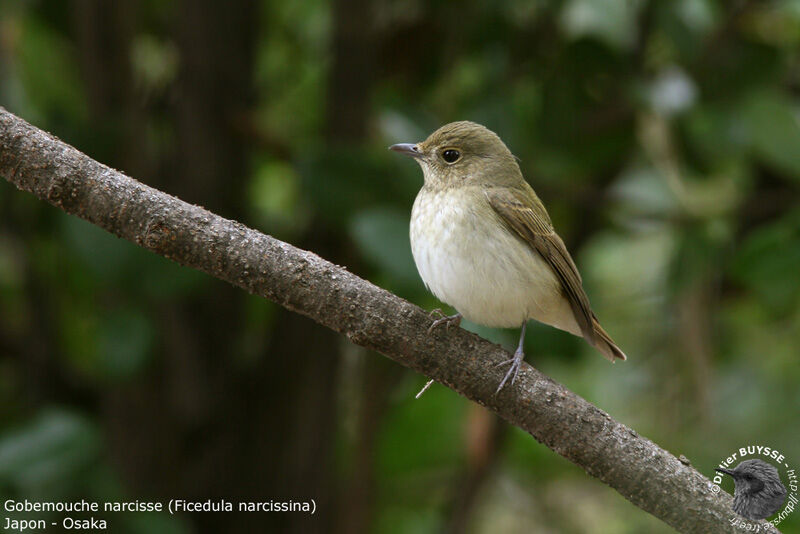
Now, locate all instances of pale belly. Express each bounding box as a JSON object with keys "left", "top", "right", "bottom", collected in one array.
[{"left": 409, "top": 187, "right": 580, "bottom": 334}]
